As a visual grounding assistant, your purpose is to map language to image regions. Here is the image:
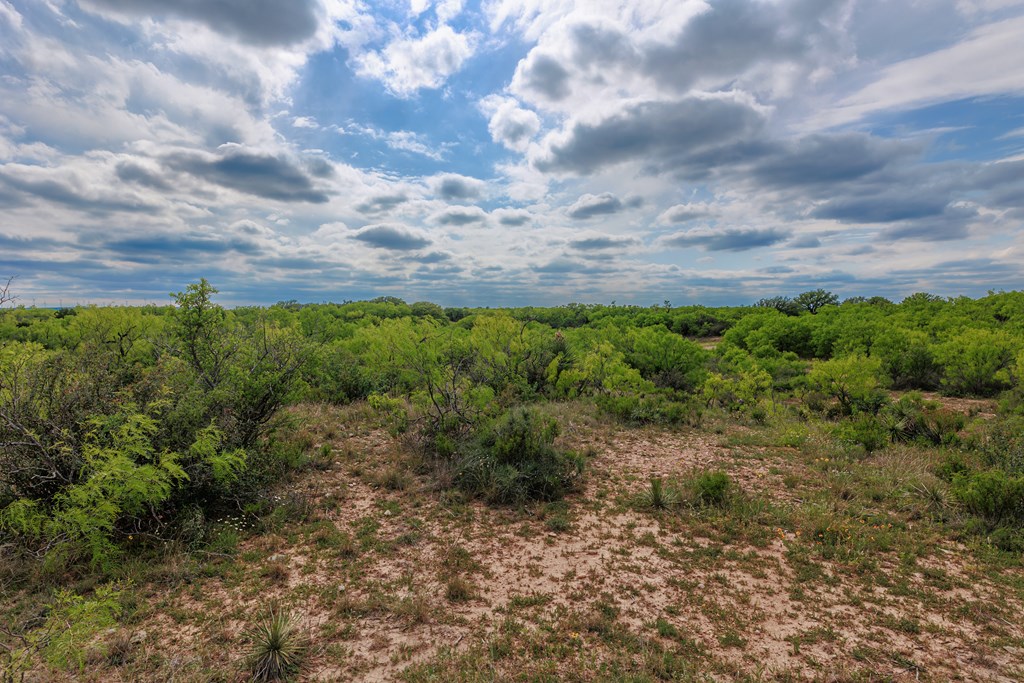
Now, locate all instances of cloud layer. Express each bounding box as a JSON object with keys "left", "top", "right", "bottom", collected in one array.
[{"left": 0, "top": 0, "right": 1022, "bottom": 306}]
